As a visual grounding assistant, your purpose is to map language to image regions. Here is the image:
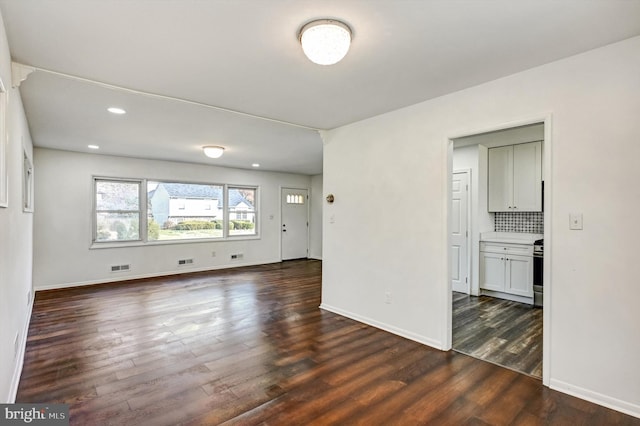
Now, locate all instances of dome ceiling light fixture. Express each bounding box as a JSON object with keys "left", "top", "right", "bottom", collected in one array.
[
  {"left": 299, "top": 19, "right": 352, "bottom": 65},
  {"left": 203, "top": 145, "right": 225, "bottom": 159}
]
